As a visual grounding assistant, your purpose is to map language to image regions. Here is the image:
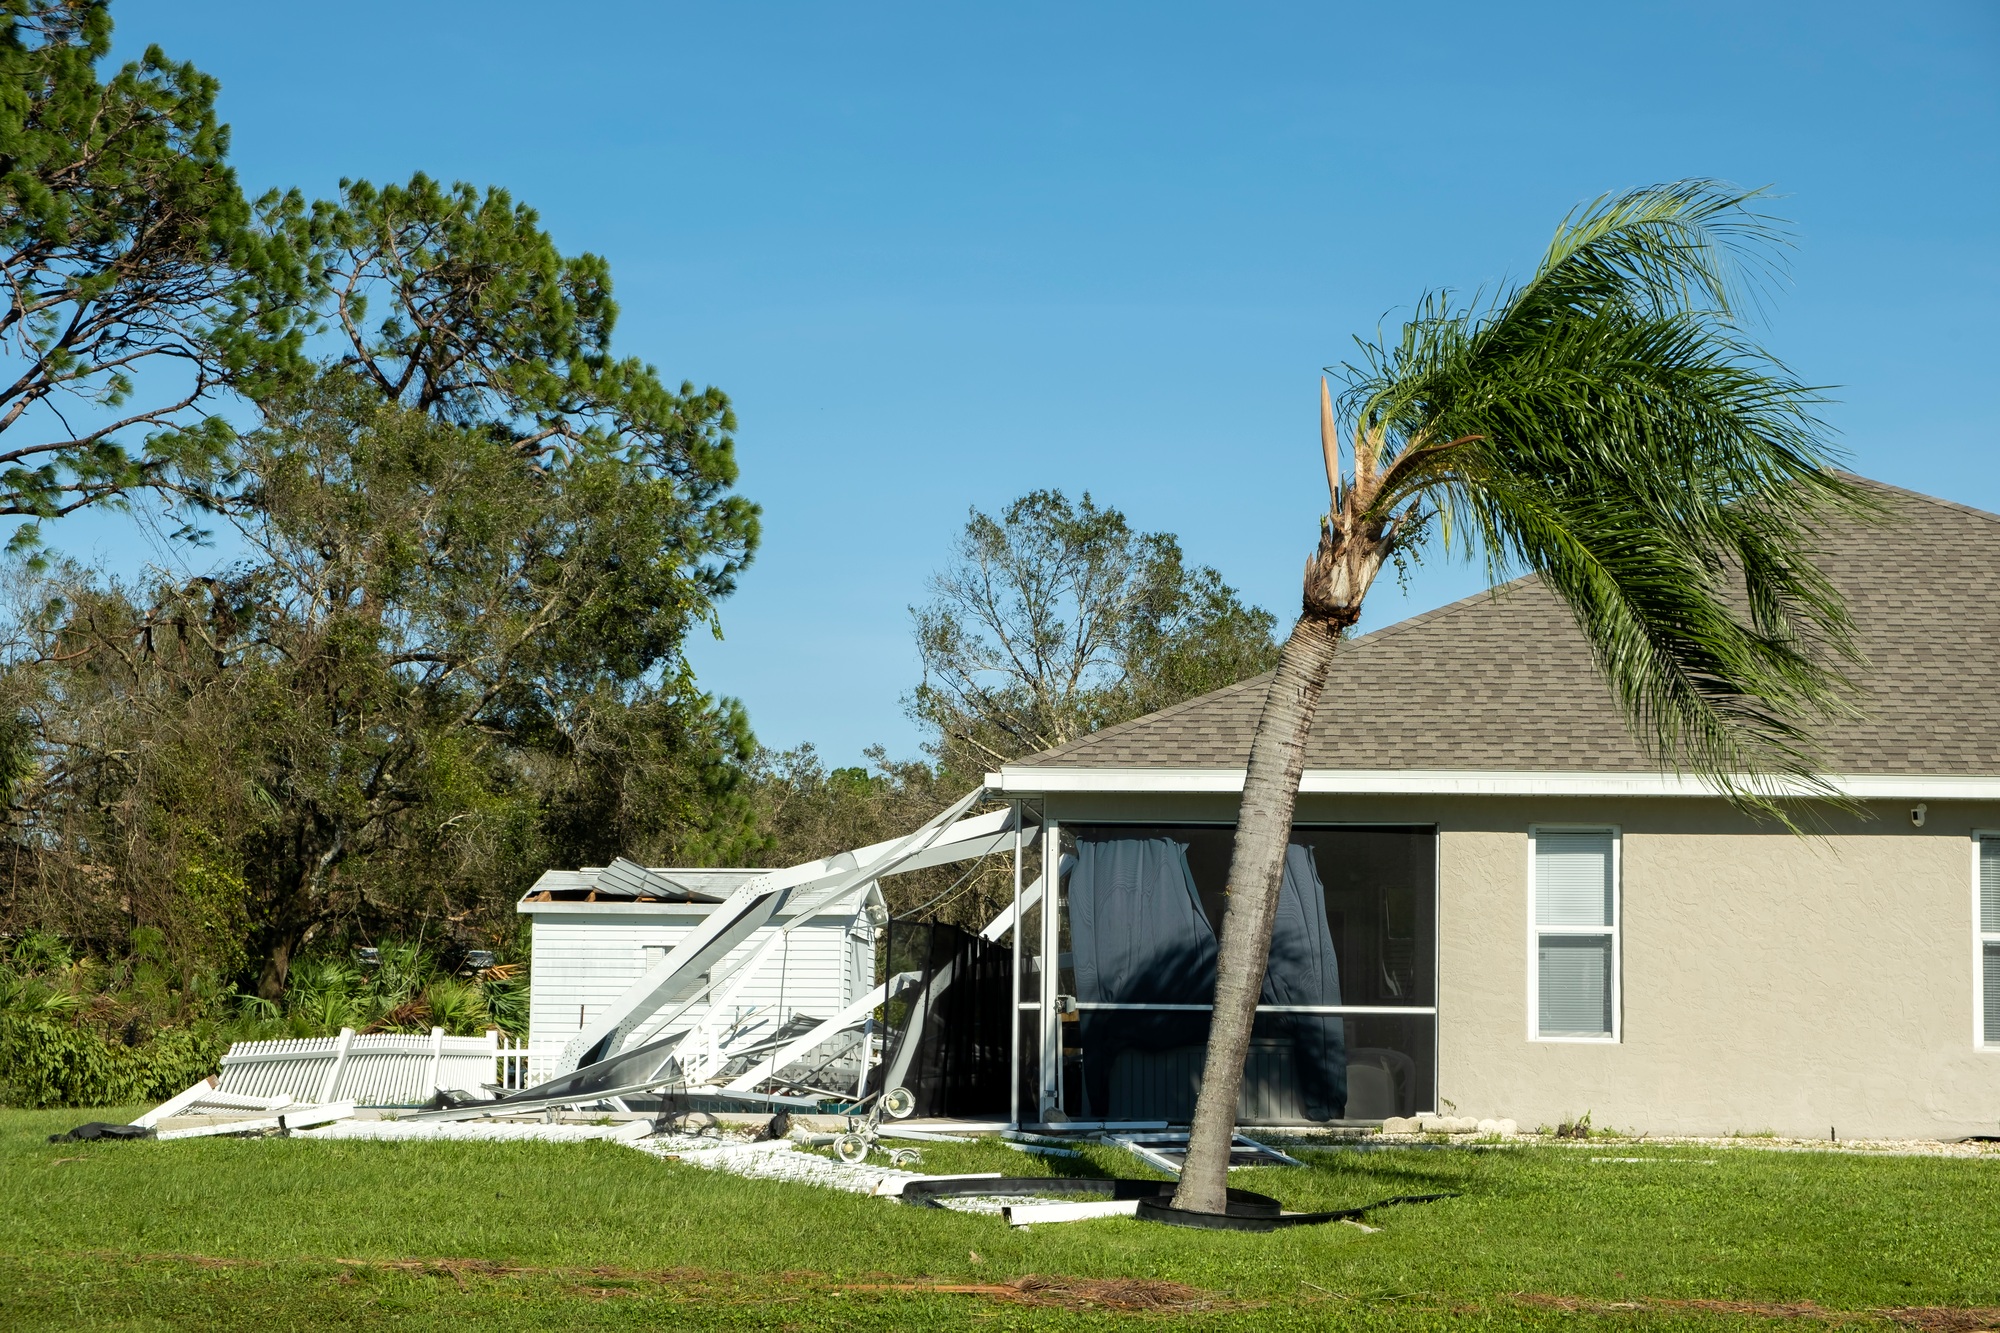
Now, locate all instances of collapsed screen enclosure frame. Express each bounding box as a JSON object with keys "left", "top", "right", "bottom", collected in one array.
[{"left": 1034, "top": 822, "right": 1439, "bottom": 1125}]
